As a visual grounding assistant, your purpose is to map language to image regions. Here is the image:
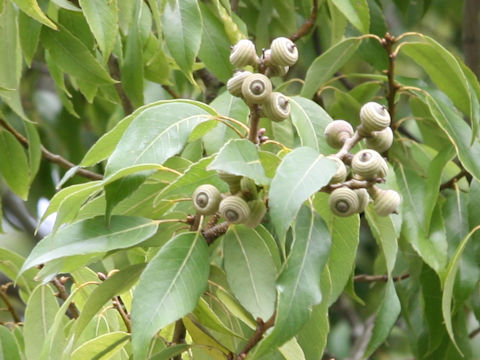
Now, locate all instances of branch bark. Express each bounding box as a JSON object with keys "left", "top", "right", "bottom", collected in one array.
[
  {"left": 108, "top": 56, "right": 134, "bottom": 115},
  {"left": 289, "top": 0, "right": 319, "bottom": 42},
  {"left": 236, "top": 313, "right": 276, "bottom": 359}
]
